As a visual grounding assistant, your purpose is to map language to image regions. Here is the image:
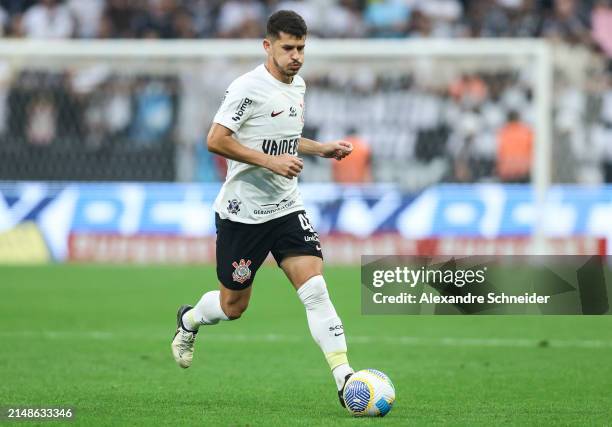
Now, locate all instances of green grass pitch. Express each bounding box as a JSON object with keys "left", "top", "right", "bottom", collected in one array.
[{"left": 1, "top": 264, "right": 612, "bottom": 426}]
